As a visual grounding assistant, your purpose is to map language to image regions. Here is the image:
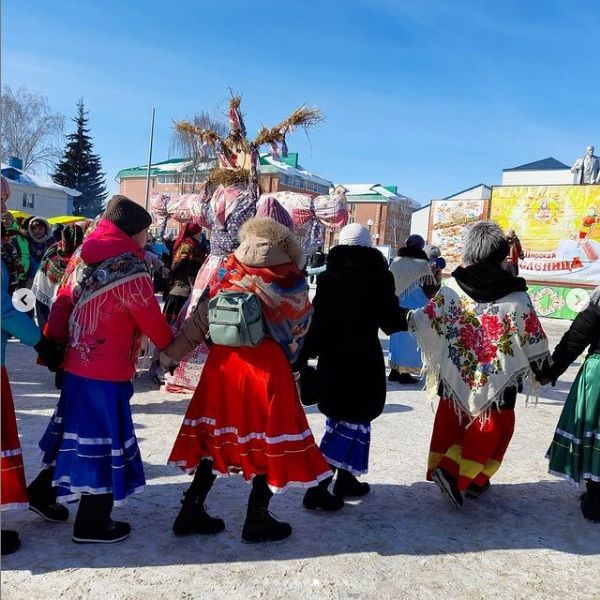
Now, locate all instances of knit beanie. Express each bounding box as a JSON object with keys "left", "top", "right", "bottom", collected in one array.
[
  {"left": 256, "top": 196, "right": 293, "bottom": 230},
  {"left": 405, "top": 234, "right": 425, "bottom": 250},
  {"left": 338, "top": 223, "right": 371, "bottom": 247},
  {"left": 103, "top": 195, "right": 153, "bottom": 237}
]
